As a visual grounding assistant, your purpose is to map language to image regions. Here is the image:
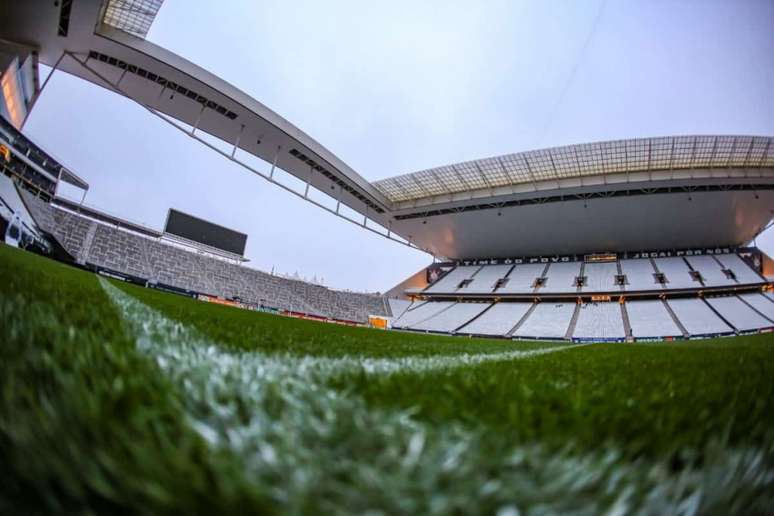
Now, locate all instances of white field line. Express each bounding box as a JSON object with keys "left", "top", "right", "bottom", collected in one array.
[
  {"left": 98, "top": 278, "right": 773, "bottom": 515},
  {"left": 98, "top": 277, "right": 591, "bottom": 378}
]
